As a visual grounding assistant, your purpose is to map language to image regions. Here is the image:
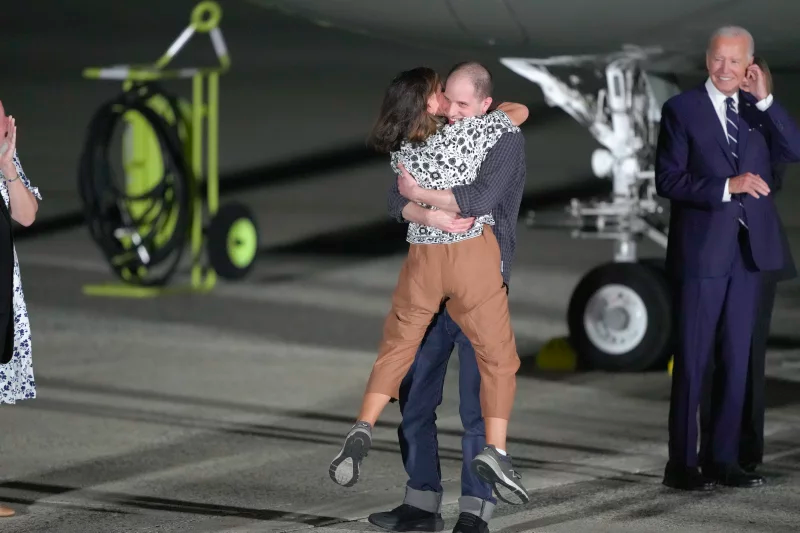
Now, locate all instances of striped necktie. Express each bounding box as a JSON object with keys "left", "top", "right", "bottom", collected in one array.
[
  {"left": 725, "top": 96, "right": 747, "bottom": 229},
  {"left": 725, "top": 96, "right": 739, "bottom": 167}
]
